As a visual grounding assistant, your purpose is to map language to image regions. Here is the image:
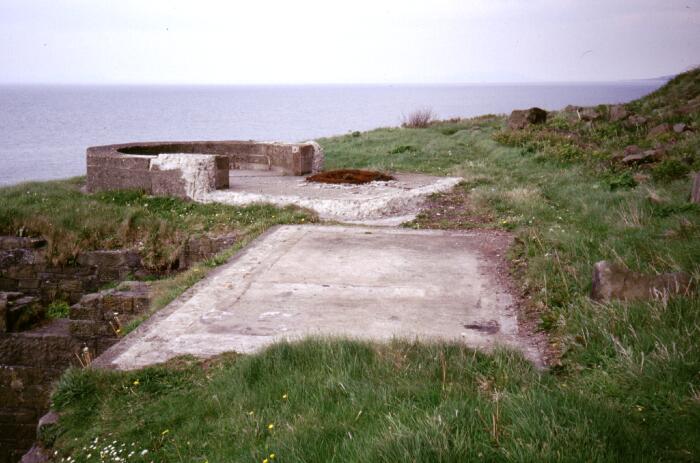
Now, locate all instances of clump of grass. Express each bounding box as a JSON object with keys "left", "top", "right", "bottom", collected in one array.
[
  {"left": 606, "top": 171, "right": 638, "bottom": 191},
  {"left": 46, "top": 301, "right": 70, "bottom": 319},
  {"left": 652, "top": 159, "right": 691, "bottom": 182},
  {"left": 401, "top": 108, "right": 435, "bottom": 128},
  {"left": 388, "top": 144, "right": 416, "bottom": 154}
]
